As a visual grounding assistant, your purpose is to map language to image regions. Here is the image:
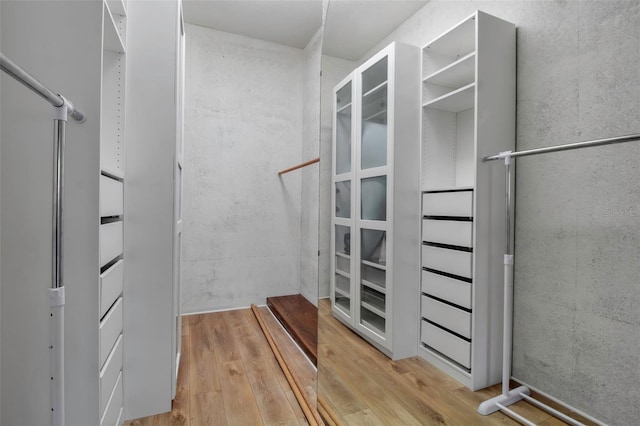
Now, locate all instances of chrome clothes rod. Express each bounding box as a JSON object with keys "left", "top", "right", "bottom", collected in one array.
[
  {"left": 1, "top": 51, "right": 87, "bottom": 426},
  {"left": 478, "top": 132, "right": 640, "bottom": 426},
  {"left": 482, "top": 133, "right": 640, "bottom": 162},
  {"left": 0, "top": 52, "right": 85, "bottom": 122}
]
